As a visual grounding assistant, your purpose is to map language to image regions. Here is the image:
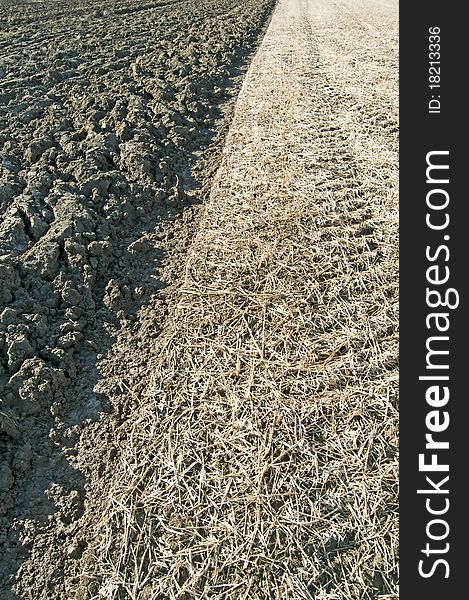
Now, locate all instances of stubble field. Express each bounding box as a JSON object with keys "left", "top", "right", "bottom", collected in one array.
[{"left": 0, "top": 0, "right": 398, "bottom": 598}]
